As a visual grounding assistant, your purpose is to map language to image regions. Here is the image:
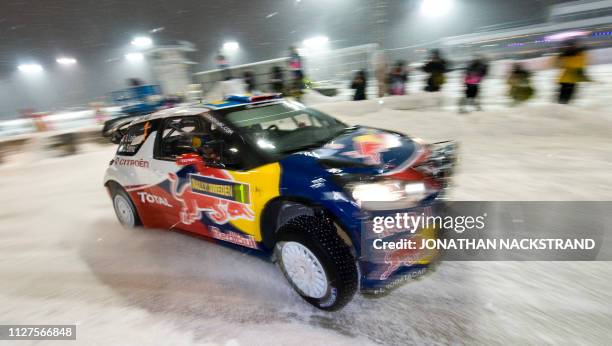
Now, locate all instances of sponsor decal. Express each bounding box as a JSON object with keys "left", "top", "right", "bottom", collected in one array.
[
  {"left": 379, "top": 240, "right": 424, "bottom": 280},
  {"left": 176, "top": 153, "right": 203, "bottom": 166},
  {"left": 342, "top": 133, "right": 400, "bottom": 165},
  {"left": 190, "top": 175, "right": 251, "bottom": 204},
  {"left": 203, "top": 114, "right": 234, "bottom": 134},
  {"left": 114, "top": 157, "right": 150, "bottom": 168},
  {"left": 137, "top": 191, "right": 172, "bottom": 207},
  {"left": 168, "top": 172, "right": 255, "bottom": 225},
  {"left": 210, "top": 226, "right": 258, "bottom": 249}
]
